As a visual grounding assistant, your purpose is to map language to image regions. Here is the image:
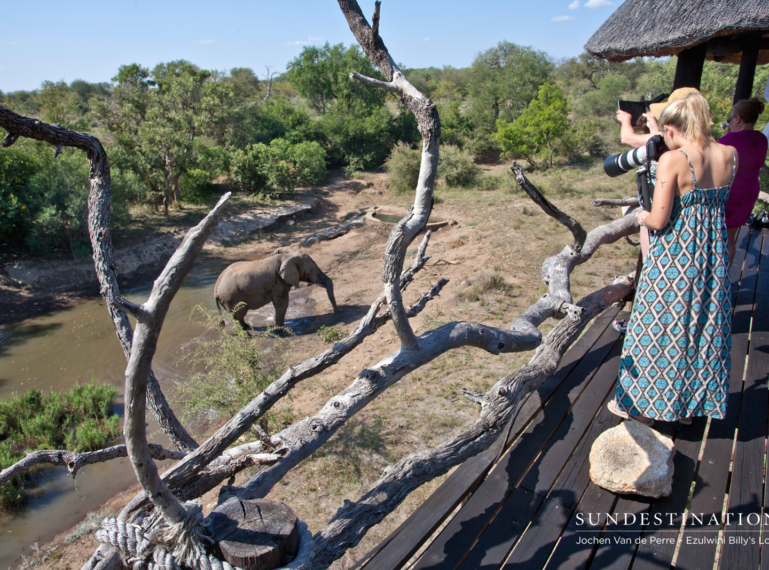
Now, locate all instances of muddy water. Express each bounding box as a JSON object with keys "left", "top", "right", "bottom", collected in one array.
[{"left": 0, "top": 255, "right": 324, "bottom": 568}]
